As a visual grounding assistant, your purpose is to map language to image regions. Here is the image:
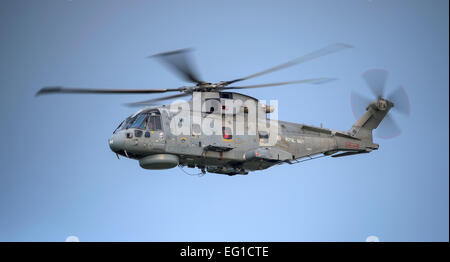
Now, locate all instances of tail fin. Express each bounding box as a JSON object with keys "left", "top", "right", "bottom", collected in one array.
[{"left": 349, "top": 99, "right": 393, "bottom": 142}]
